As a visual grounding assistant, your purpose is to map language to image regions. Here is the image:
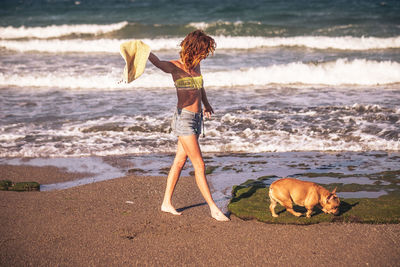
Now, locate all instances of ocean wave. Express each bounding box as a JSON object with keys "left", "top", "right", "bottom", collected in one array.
[
  {"left": 1, "top": 35, "right": 400, "bottom": 53},
  {"left": 188, "top": 21, "right": 246, "bottom": 30},
  {"left": 0, "top": 20, "right": 273, "bottom": 40},
  {"left": 1, "top": 125, "right": 398, "bottom": 157},
  {"left": 1, "top": 101, "right": 399, "bottom": 157},
  {"left": 1, "top": 59, "right": 399, "bottom": 89},
  {"left": 187, "top": 20, "right": 288, "bottom": 36},
  {"left": 0, "top": 71, "right": 171, "bottom": 90},
  {"left": 207, "top": 59, "right": 400, "bottom": 86},
  {"left": 0, "top": 21, "right": 128, "bottom": 39},
  {"left": 216, "top": 35, "right": 400, "bottom": 50},
  {"left": 0, "top": 38, "right": 180, "bottom": 53}
]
